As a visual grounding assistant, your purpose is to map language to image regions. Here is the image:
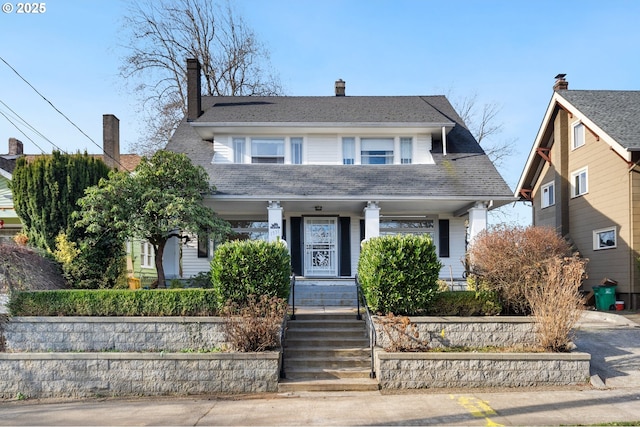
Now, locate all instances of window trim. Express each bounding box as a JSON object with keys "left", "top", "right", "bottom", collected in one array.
[
  {"left": 572, "top": 121, "right": 585, "bottom": 150},
  {"left": 541, "top": 181, "right": 555, "bottom": 208},
  {"left": 290, "top": 137, "right": 303, "bottom": 164},
  {"left": 571, "top": 167, "right": 588, "bottom": 198},
  {"left": 140, "top": 241, "right": 154, "bottom": 268},
  {"left": 593, "top": 226, "right": 617, "bottom": 250}
]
